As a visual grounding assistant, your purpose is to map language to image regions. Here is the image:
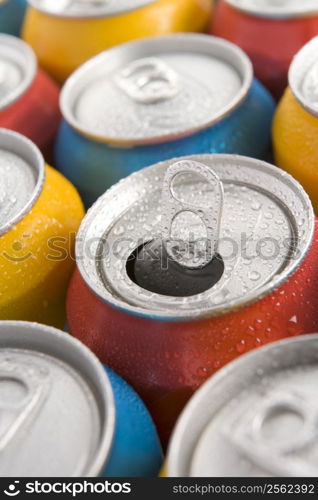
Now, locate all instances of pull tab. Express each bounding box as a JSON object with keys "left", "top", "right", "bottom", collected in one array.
[
  {"left": 161, "top": 160, "right": 224, "bottom": 269},
  {"left": 115, "top": 57, "right": 181, "bottom": 104},
  {"left": 0, "top": 359, "right": 50, "bottom": 451}
]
